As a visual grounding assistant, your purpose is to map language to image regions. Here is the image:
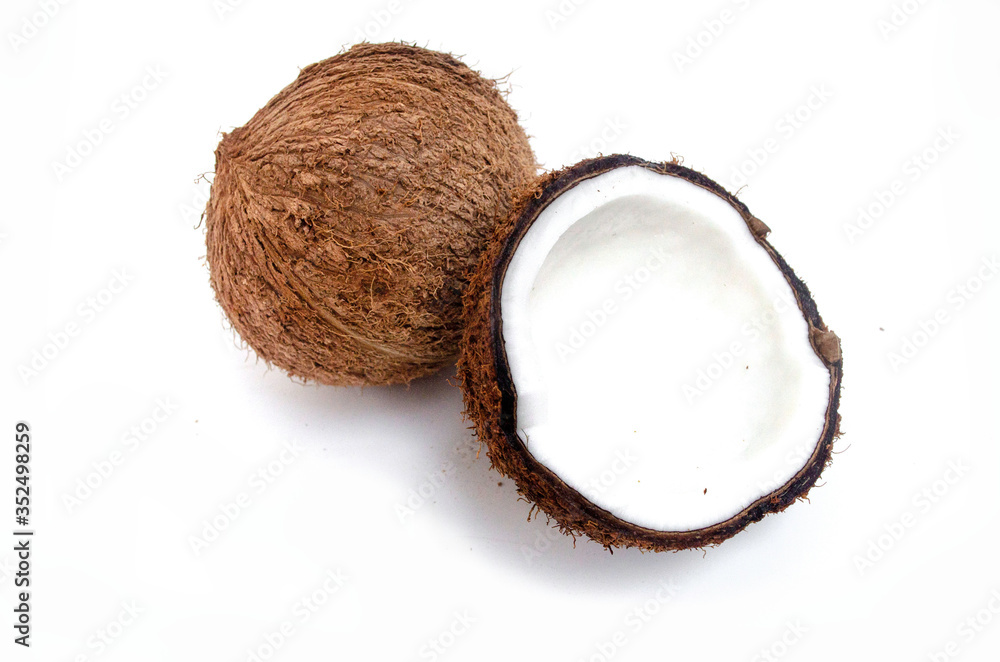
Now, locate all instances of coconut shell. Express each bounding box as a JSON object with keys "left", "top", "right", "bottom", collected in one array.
[
  {"left": 458, "top": 155, "right": 844, "bottom": 552},
  {"left": 206, "top": 43, "right": 536, "bottom": 386}
]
